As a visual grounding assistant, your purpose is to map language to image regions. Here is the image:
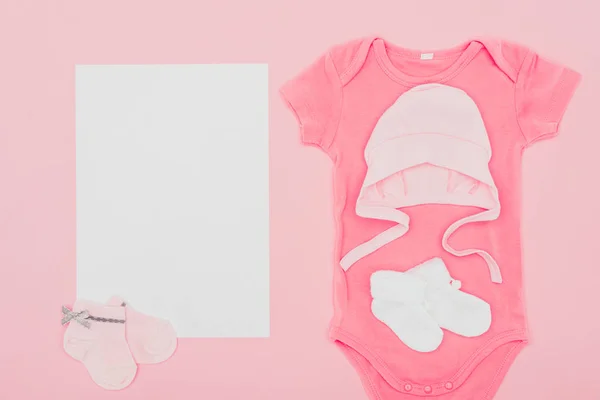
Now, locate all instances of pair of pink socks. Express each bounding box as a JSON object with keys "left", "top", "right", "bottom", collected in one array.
[{"left": 63, "top": 297, "right": 177, "bottom": 390}]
